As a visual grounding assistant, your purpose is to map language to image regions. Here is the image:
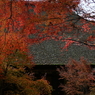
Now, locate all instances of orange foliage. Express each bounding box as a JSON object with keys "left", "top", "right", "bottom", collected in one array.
[{"left": 0, "top": 32, "right": 28, "bottom": 63}]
